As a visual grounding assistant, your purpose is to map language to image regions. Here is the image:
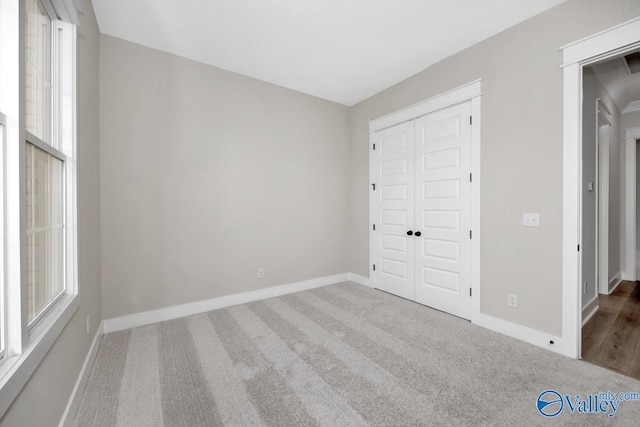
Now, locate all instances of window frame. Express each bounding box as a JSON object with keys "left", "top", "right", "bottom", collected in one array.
[
  {"left": 22, "top": 0, "right": 79, "bottom": 334},
  {"left": 0, "top": 112, "right": 7, "bottom": 362},
  {"left": 0, "top": 0, "right": 78, "bottom": 417}
]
